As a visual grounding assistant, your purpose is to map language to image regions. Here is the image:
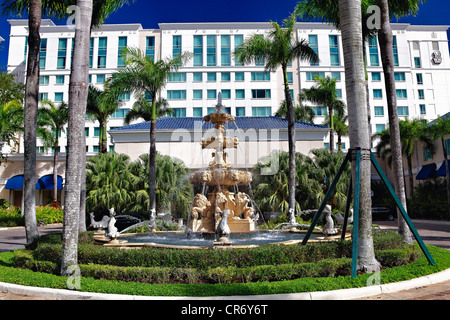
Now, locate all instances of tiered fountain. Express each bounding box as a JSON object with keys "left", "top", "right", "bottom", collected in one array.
[{"left": 188, "top": 94, "right": 255, "bottom": 244}]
